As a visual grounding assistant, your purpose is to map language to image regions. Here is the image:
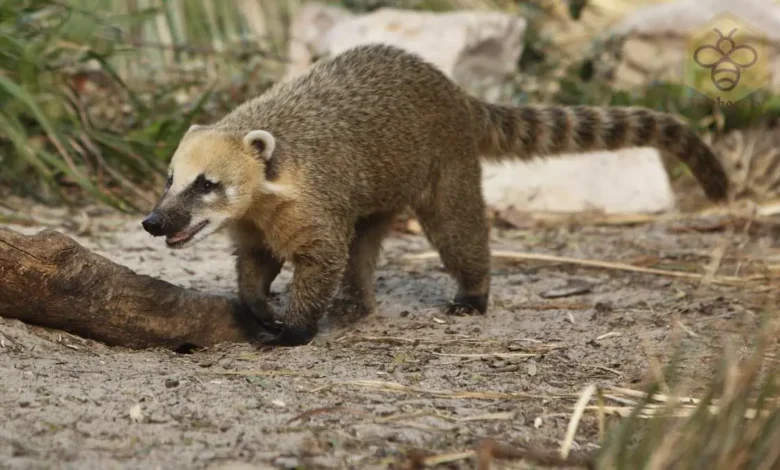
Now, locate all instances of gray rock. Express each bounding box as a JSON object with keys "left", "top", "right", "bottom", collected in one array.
[{"left": 287, "top": 4, "right": 526, "bottom": 102}]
